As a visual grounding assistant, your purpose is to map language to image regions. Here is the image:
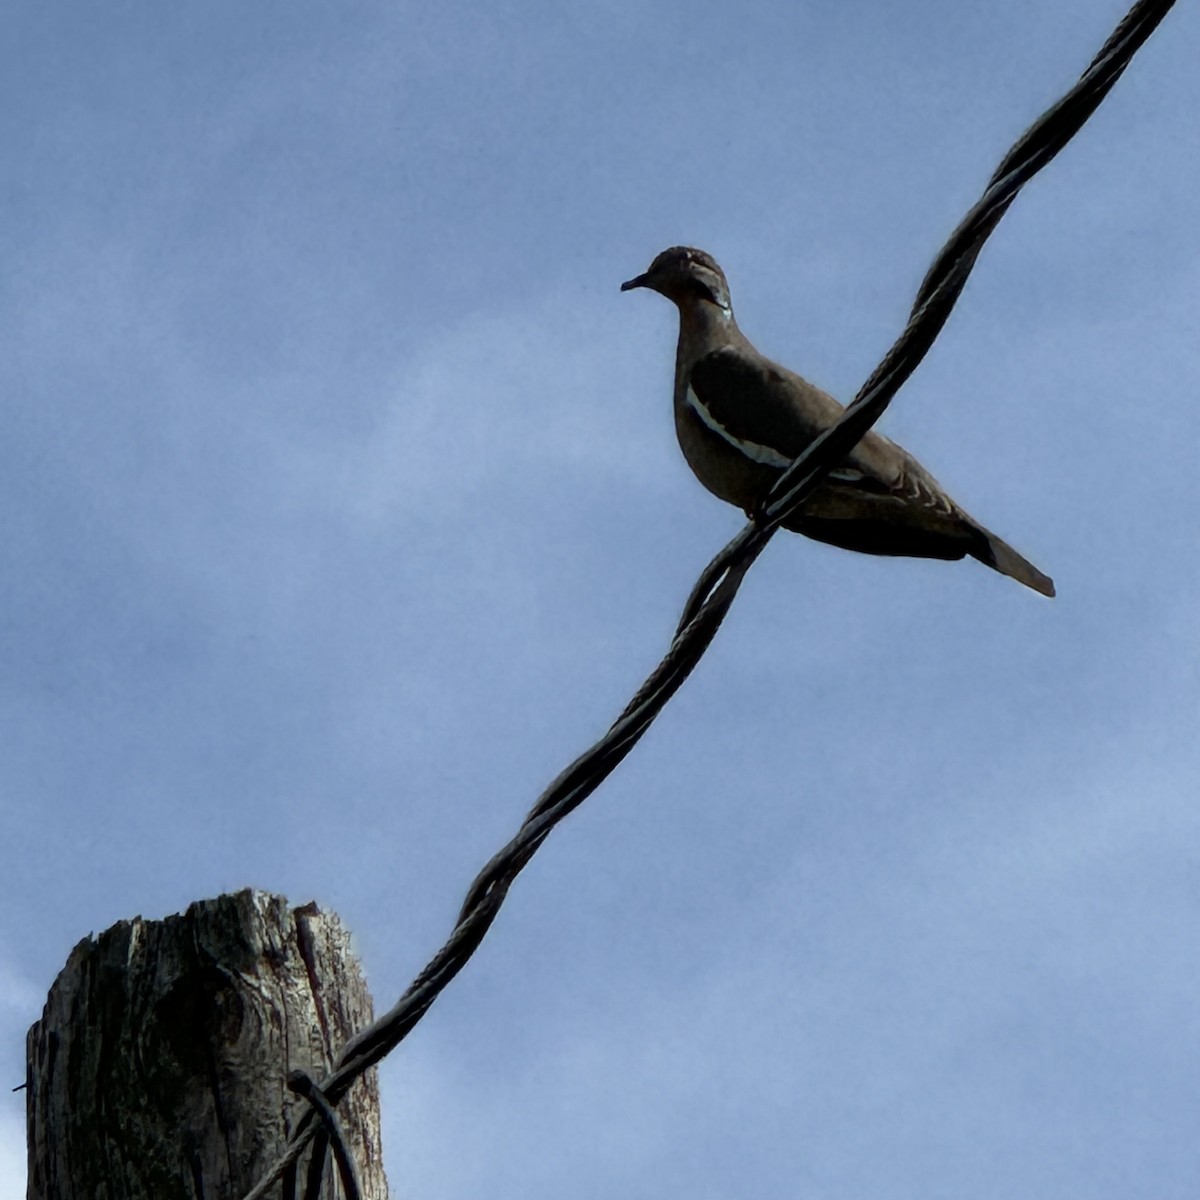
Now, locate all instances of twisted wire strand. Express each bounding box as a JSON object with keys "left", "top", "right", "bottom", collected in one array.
[
  {"left": 286, "top": 1072, "right": 363, "bottom": 1200},
  {"left": 240, "top": 3, "right": 1175, "bottom": 1195}
]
